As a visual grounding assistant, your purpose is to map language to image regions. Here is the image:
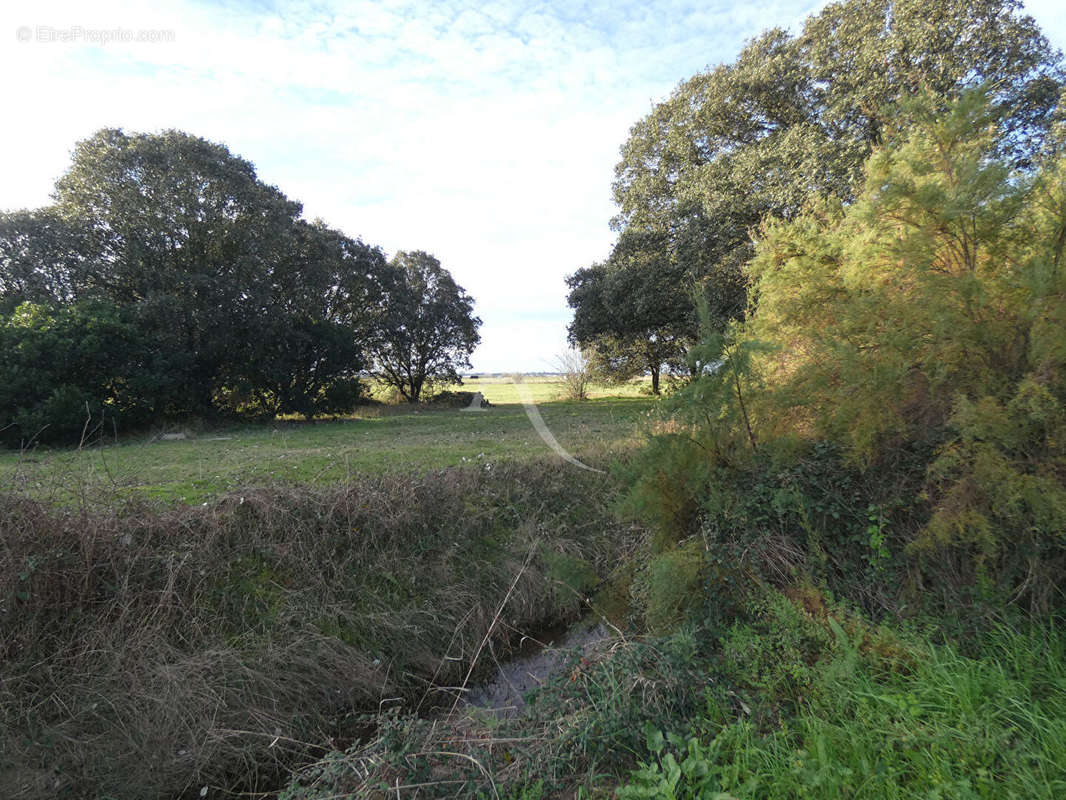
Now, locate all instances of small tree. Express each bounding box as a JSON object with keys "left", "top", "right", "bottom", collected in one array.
[
  {"left": 371, "top": 251, "right": 481, "bottom": 403},
  {"left": 566, "top": 229, "right": 712, "bottom": 395},
  {"left": 555, "top": 349, "right": 593, "bottom": 401}
]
